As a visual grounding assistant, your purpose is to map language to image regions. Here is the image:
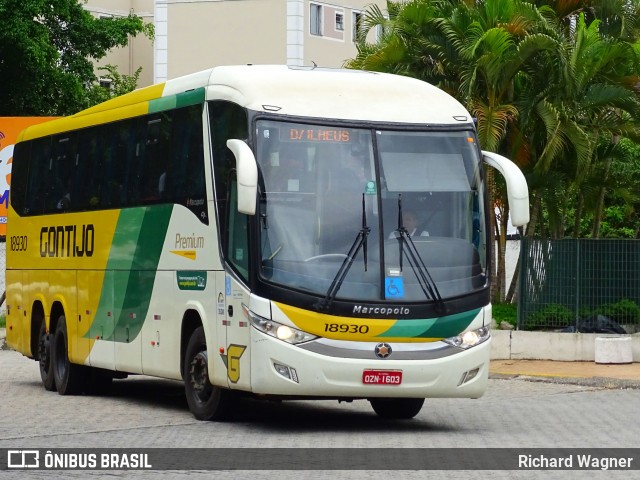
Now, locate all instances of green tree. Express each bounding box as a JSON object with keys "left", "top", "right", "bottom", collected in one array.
[
  {"left": 346, "top": 0, "right": 561, "bottom": 301},
  {"left": 86, "top": 64, "right": 143, "bottom": 106},
  {"left": 0, "top": 0, "right": 153, "bottom": 116}
]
